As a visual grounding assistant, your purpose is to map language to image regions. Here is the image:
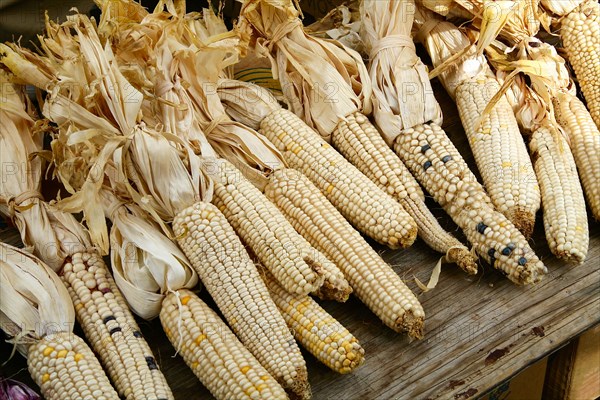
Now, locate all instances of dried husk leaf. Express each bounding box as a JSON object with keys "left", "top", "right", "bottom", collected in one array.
[
  {"left": 0, "top": 243, "right": 75, "bottom": 357},
  {"left": 361, "top": 0, "right": 442, "bottom": 145},
  {"left": 238, "top": 0, "right": 372, "bottom": 140},
  {"left": 114, "top": 6, "right": 287, "bottom": 188},
  {"left": 217, "top": 78, "right": 282, "bottom": 130},
  {"left": 471, "top": 0, "right": 573, "bottom": 143},
  {"left": 0, "top": 79, "right": 91, "bottom": 269},
  {"left": 413, "top": 6, "right": 493, "bottom": 99},
  {"left": 540, "top": 0, "right": 583, "bottom": 16},
  {"left": 306, "top": 4, "right": 365, "bottom": 54},
  {"left": 101, "top": 190, "right": 198, "bottom": 320},
  {"left": 233, "top": 46, "right": 285, "bottom": 100}
]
